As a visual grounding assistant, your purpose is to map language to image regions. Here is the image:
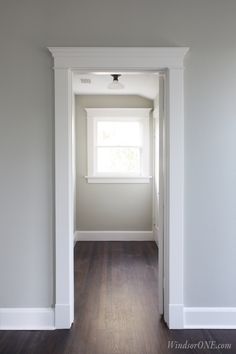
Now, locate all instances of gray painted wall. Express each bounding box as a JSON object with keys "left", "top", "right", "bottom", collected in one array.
[
  {"left": 0, "top": 0, "right": 236, "bottom": 307},
  {"left": 75, "top": 95, "right": 153, "bottom": 231}
]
